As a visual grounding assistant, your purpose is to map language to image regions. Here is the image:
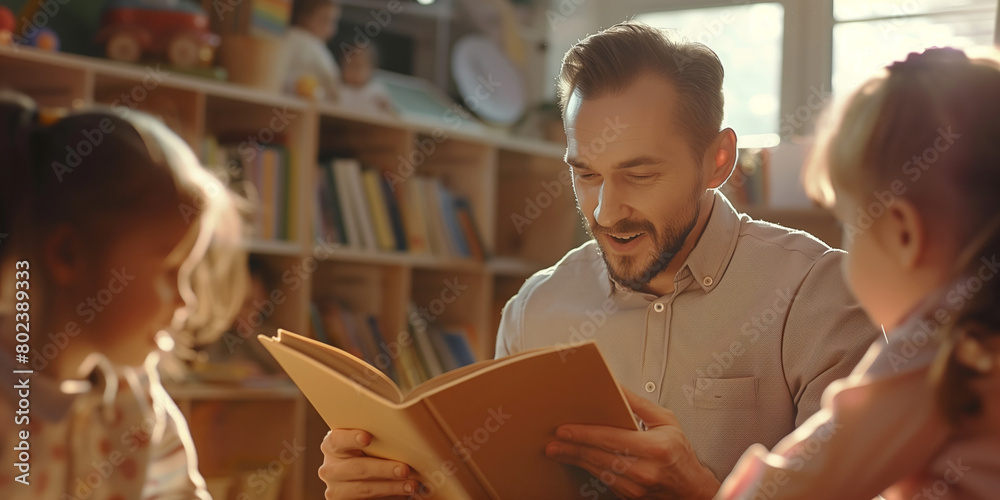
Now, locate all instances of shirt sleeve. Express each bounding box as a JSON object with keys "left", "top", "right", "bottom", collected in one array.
[
  {"left": 142, "top": 378, "right": 212, "bottom": 500},
  {"left": 716, "top": 364, "right": 950, "bottom": 500},
  {"left": 781, "top": 250, "right": 882, "bottom": 425},
  {"left": 495, "top": 295, "right": 521, "bottom": 359},
  {"left": 495, "top": 272, "right": 551, "bottom": 359}
]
